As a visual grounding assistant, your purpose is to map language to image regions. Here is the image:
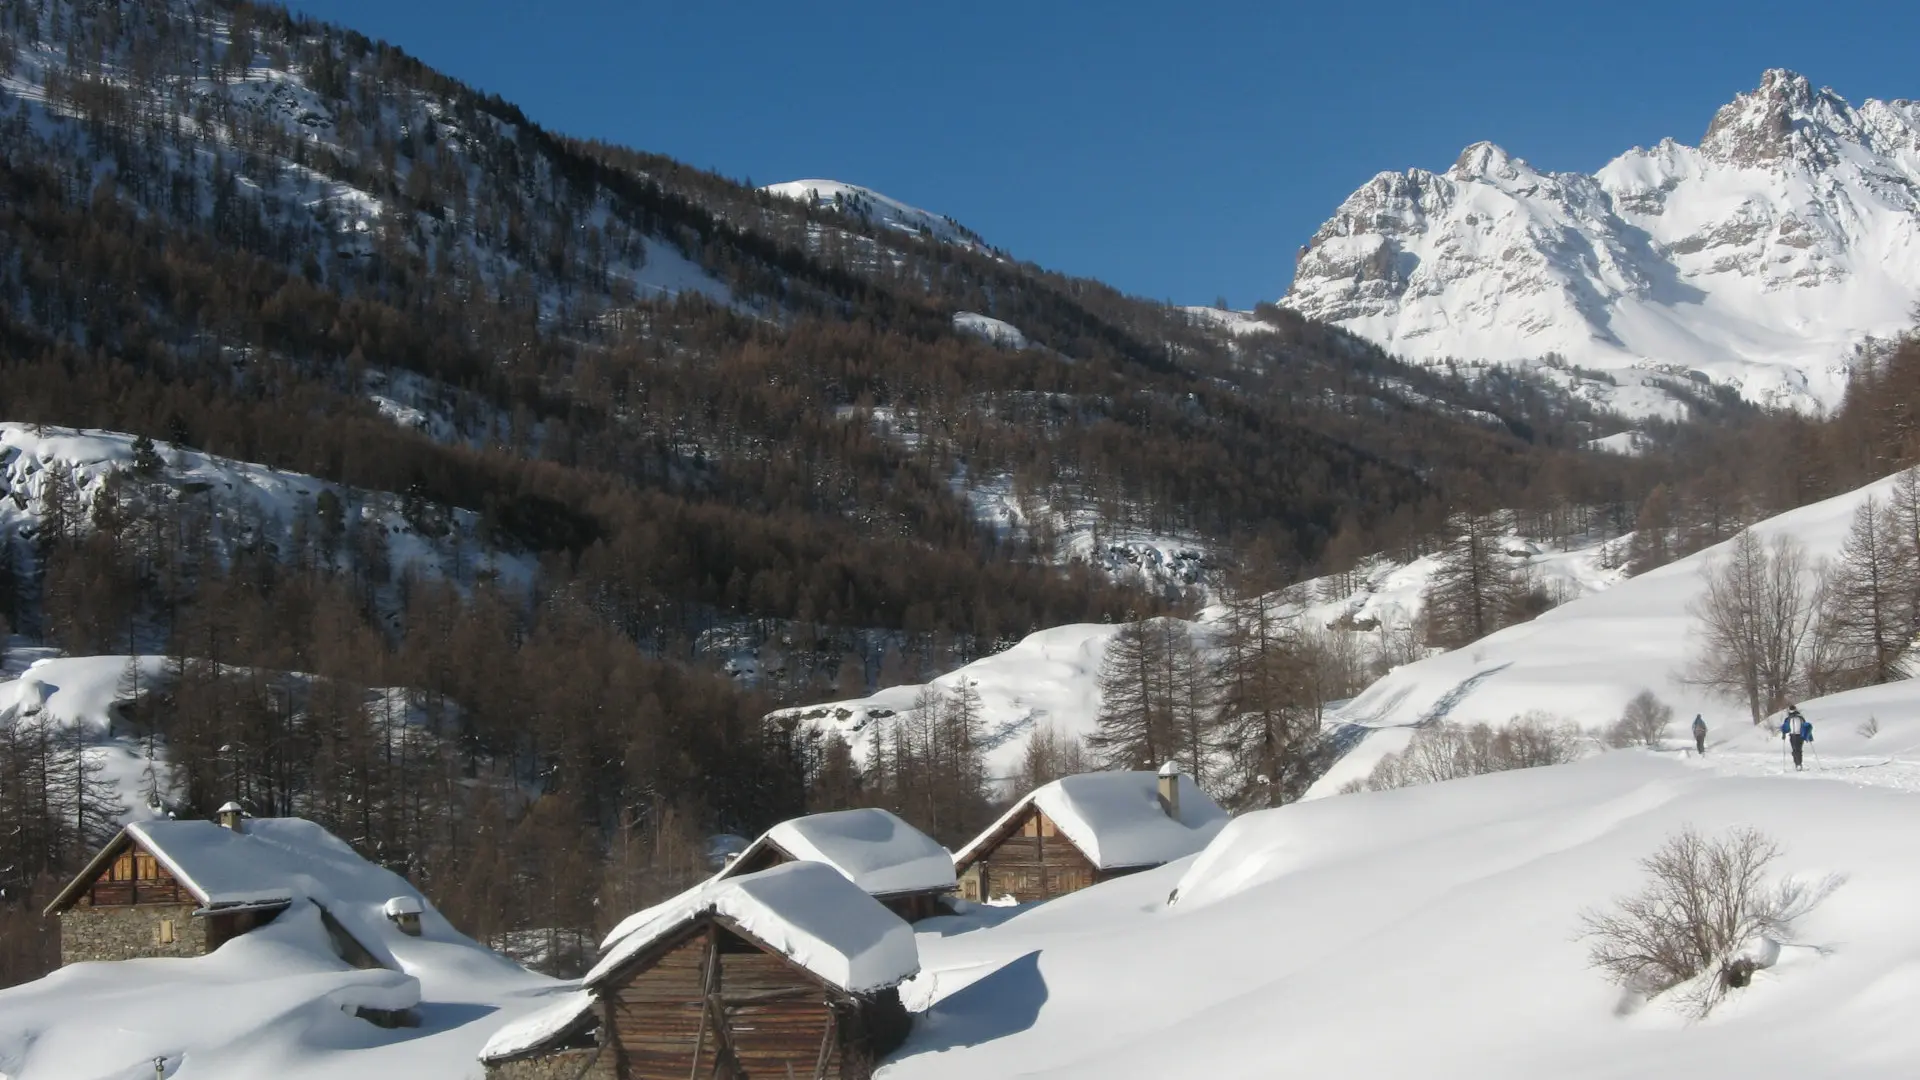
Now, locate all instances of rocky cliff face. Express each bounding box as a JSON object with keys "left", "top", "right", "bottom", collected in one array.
[{"left": 1282, "top": 71, "right": 1920, "bottom": 416}]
